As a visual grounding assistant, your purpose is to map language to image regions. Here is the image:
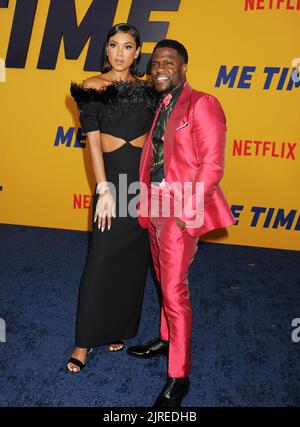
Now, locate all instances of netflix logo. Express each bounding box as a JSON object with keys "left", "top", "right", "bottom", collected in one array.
[
  {"left": 244, "top": 0, "right": 300, "bottom": 10},
  {"left": 232, "top": 139, "right": 297, "bottom": 159}
]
